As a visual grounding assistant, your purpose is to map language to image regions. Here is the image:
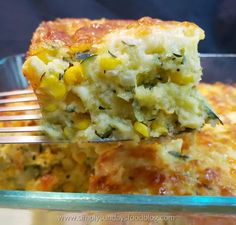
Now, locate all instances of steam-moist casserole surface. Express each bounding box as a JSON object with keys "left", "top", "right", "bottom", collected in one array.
[
  {"left": 89, "top": 83, "right": 236, "bottom": 195},
  {"left": 23, "top": 17, "right": 219, "bottom": 141},
  {"left": 0, "top": 83, "right": 236, "bottom": 195}
]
